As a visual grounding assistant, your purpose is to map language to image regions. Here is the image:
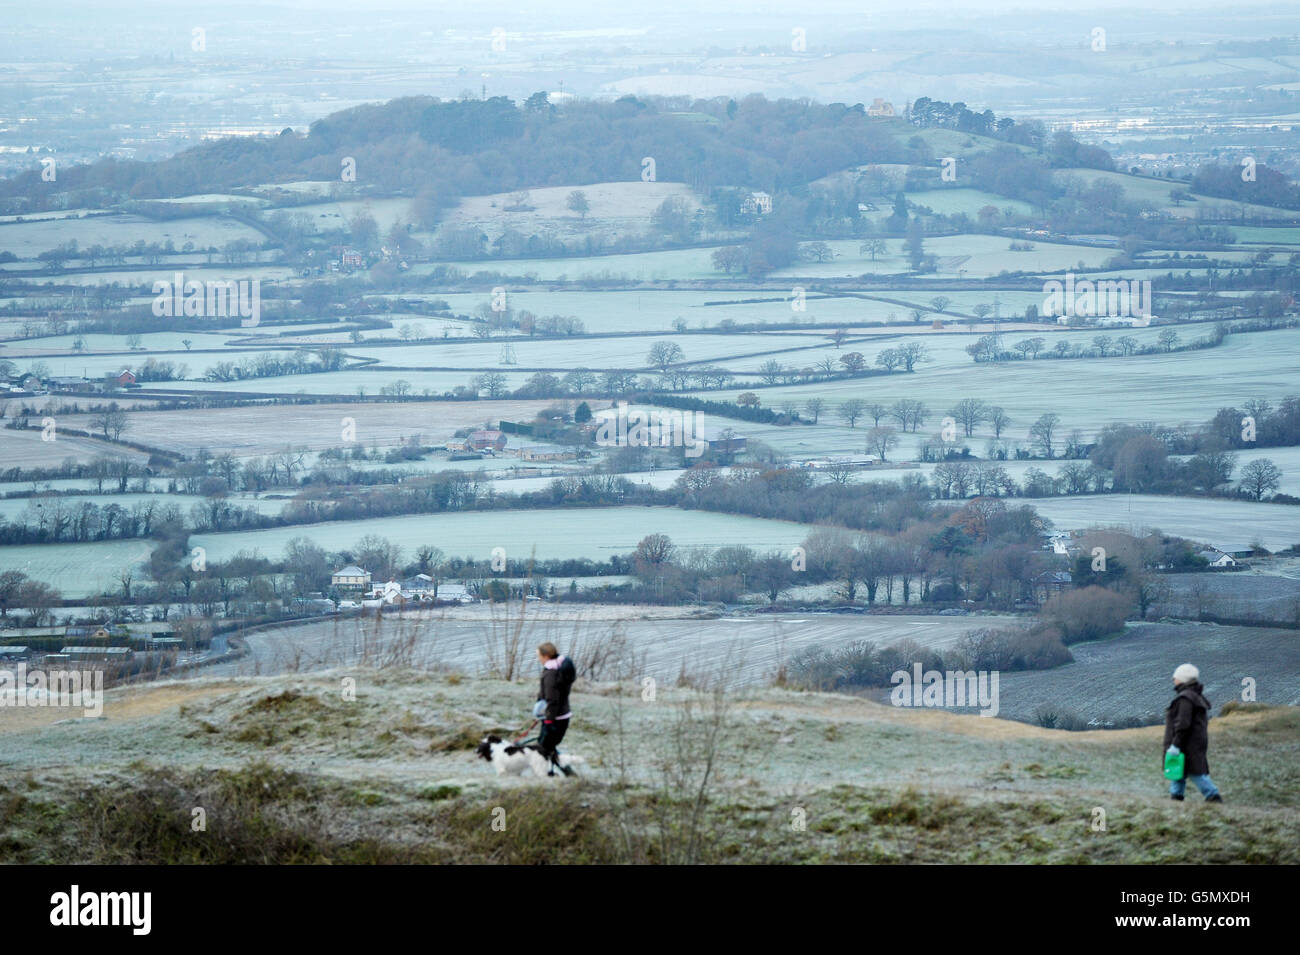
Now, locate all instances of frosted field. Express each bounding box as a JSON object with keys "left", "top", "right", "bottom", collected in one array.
[
  {"left": 433, "top": 289, "right": 1070, "bottom": 333},
  {"left": 349, "top": 333, "right": 817, "bottom": 370},
  {"left": 704, "top": 329, "right": 1300, "bottom": 445},
  {"left": 767, "top": 236, "right": 1117, "bottom": 280},
  {"left": 0, "top": 492, "right": 289, "bottom": 522},
  {"left": 189, "top": 506, "right": 815, "bottom": 563},
  {"left": 419, "top": 234, "right": 1118, "bottom": 283},
  {"left": 265, "top": 315, "right": 476, "bottom": 343},
  {"left": 252, "top": 180, "right": 334, "bottom": 197},
  {"left": 0, "top": 428, "right": 147, "bottom": 469},
  {"left": 45, "top": 266, "right": 295, "bottom": 287},
  {"left": 885, "top": 622, "right": 1300, "bottom": 721},
  {"left": 1204, "top": 446, "right": 1300, "bottom": 496},
  {"left": 435, "top": 290, "right": 926, "bottom": 332},
  {"left": 904, "top": 126, "right": 1036, "bottom": 160},
  {"left": 1085, "top": 268, "right": 1202, "bottom": 280},
  {"left": 23, "top": 348, "right": 300, "bottom": 380},
  {"left": 286, "top": 197, "right": 422, "bottom": 236},
  {"left": 323, "top": 455, "right": 565, "bottom": 477},
  {"left": 905, "top": 188, "right": 1035, "bottom": 217},
  {"left": 1030, "top": 495, "right": 1300, "bottom": 553},
  {"left": 0, "top": 477, "right": 168, "bottom": 494},
  {"left": 422, "top": 246, "right": 722, "bottom": 282},
  {"left": 169, "top": 369, "right": 517, "bottom": 396},
  {"left": 56, "top": 399, "right": 555, "bottom": 456},
  {"left": 1054, "top": 169, "right": 1188, "bottom": 208},
  {"left": 240, "top": 321, "right": 351, "bottom": 336},
  {"left": 143, "top": 194, "right": 270, "bottom": 207},
  {"left": 1230, "top": 227, "right": 1300, "bottom": 246},
  {"left": 489, "top": 469, "right": 691, "bottom": 495},
  {"left": 213, "top": 611, "right": 1021, "bottom": 685},
  {"left": 879, "top": 452, "right": 1300, "bottom": 497},
  {"left": 0, "top": 208, "right": 100, "bottom": 224},
  {"left": 881, "top": 289, "right": 1048, "bottom": 317},
  {"left": 440, "top": 181, "right": 702, "bottom": 243},
  {"left": 0, "top": 539, "right": 154, "bottom": 598},
  {"left": 1150, "top": 249, "right": 1270, "bottom": 264},
  {"left": 10, "top": 330, "right": 238, "bottom": 356},
  {"left": 0, "top": 213, "right": 264, "bottom": 258},
  {"left": 1055, "top": 168, "right": 1284, "bottom": 221}
]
